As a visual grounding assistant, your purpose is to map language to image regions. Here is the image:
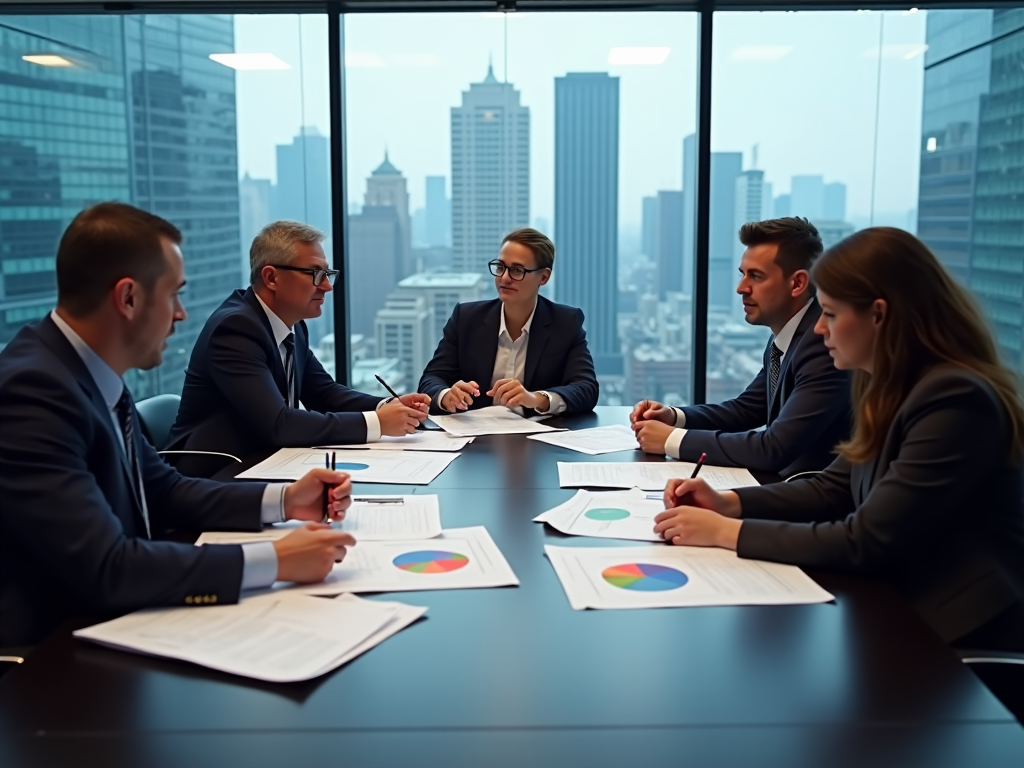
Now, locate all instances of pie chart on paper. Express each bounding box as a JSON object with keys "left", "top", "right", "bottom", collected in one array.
[
  {"left": 393, "top": 550, "right": 470, "bottom": 574},
  {"left": 335, "top": 462, "right": 370, "bottom": 471},
  {"left": 602, "top": 563, "right": 688, "bottom": 592},
  {"left": 585, "top": 507, "right": 630, "bottom": 521}
]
